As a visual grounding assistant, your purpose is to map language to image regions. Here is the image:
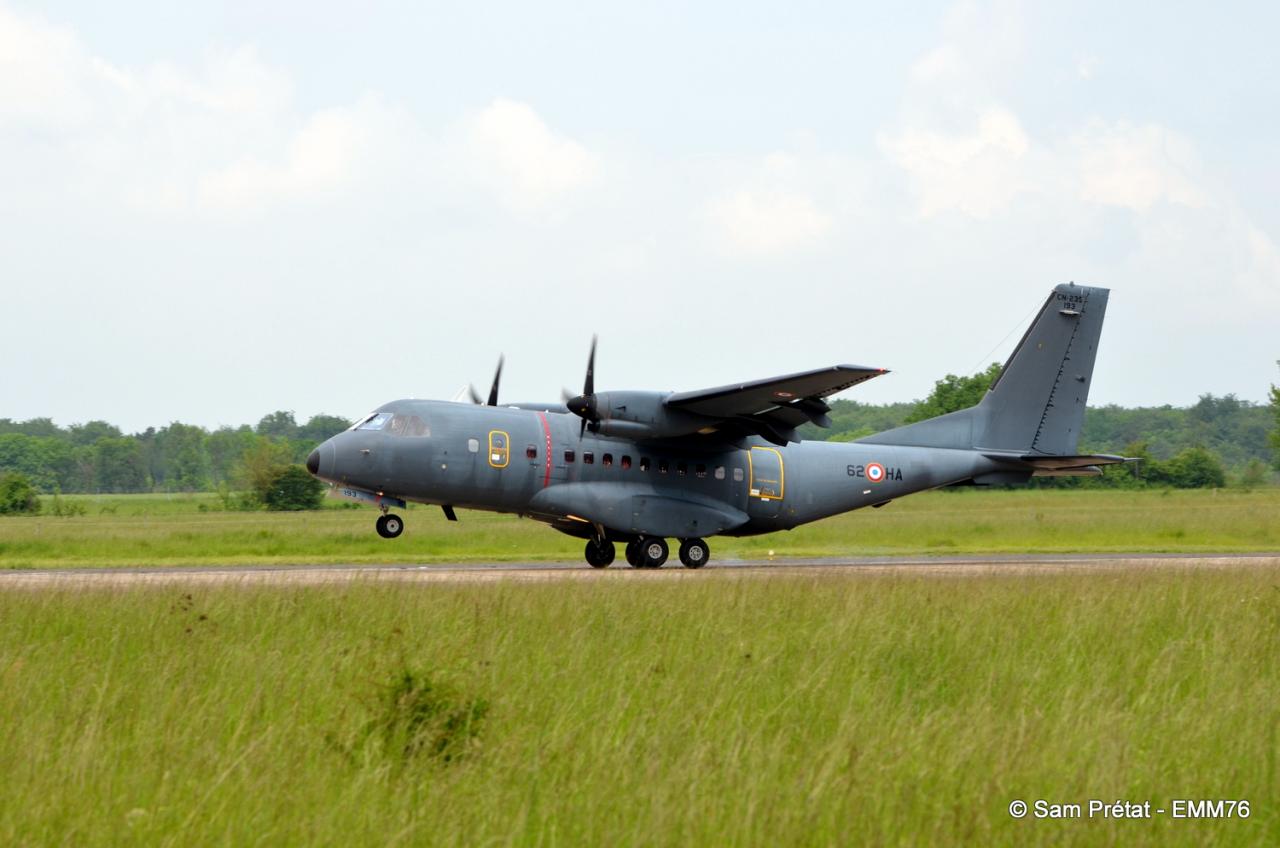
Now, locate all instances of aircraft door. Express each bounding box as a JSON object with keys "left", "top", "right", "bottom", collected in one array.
[{"left": 746, "top": 446, "right": 785, "bottom": 519}]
